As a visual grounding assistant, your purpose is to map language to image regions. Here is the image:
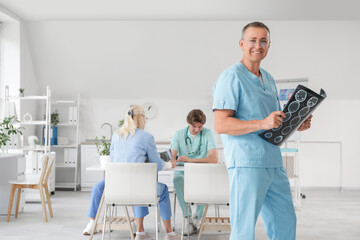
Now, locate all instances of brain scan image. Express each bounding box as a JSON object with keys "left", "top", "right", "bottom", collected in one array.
[
  {"left": 264, "top": 132, "right": 273, "bottom": 138},
  {"left": 295, "top": 90, "right": 307, "bottom": 102},
  {"left": 307, "top": 97, "right": 318, "bottom": 107},
  {"left": 288, "top": 101, "right": 300, "bottom": 113},
  {"left": 298, "top": 107, "right": 310, "bottom": 117},
  {"left": 281, "top": 126, "right": 292, "bottom": 135},
  {"left": 259, "top": 85, "right": 327, "bottom": 146},
  {"left": 274, "top": 136, "right": 283, "bottom": 144},
  {"left": 290, "top": 116, "right": 301, "bottom": 126}
]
